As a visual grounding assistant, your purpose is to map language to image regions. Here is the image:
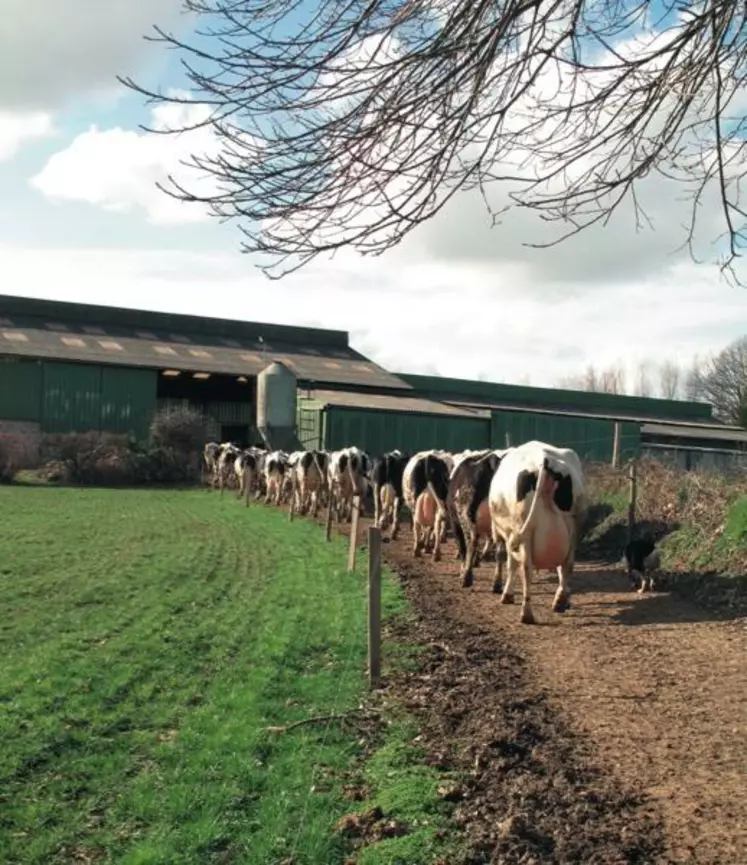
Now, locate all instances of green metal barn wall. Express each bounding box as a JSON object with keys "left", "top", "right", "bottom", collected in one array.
[
  {"left": 41, "top": 362, "right": 157, "bottom": 438},
  {"left": 489, "top": 412, "right": 640, "bottom": 461},
  {"left": 0, "top": 358, "right": 42, "bottom": 420},
  {"left": 322, "top": 407, "right": 491, "bottom": 453},
  {"left": 101, "top": 367, "right": 158, "bottom": 437}
]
